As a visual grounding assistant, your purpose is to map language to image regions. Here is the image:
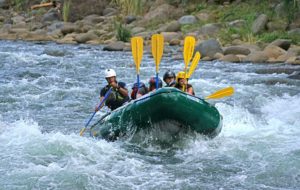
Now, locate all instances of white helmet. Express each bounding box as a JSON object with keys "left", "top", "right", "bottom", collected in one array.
[{"left": 105, "top": 69, "right": 116, "bottom": 78}]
